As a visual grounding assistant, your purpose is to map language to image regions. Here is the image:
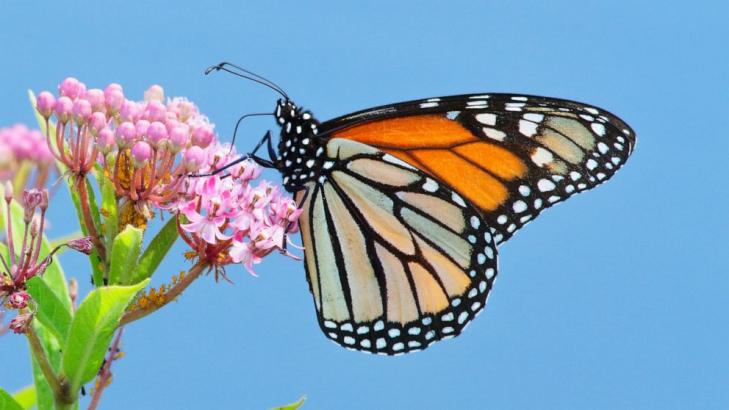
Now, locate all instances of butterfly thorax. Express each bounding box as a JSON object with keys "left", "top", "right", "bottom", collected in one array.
[{"left": 274, "top": 99, "right": 325, "bottom": 192}]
